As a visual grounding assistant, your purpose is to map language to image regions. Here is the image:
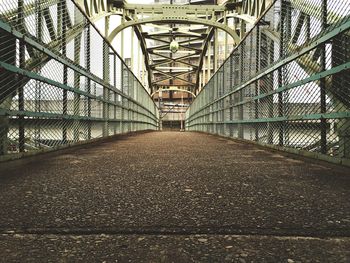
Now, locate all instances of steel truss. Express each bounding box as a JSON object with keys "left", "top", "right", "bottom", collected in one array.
[{"left": 74, "top": 0, "right": 273, "bottom": 95}]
